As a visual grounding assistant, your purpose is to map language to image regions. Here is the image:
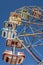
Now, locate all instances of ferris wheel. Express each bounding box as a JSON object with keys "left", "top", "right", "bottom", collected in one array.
[{"left": 1, "top": 6, "right": 43, "bottom": 65}]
